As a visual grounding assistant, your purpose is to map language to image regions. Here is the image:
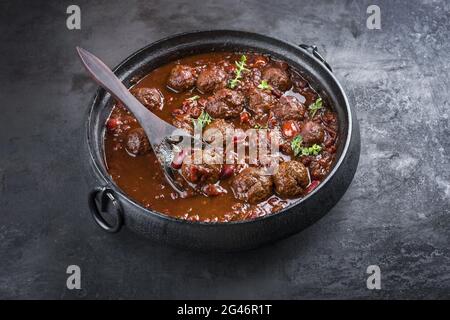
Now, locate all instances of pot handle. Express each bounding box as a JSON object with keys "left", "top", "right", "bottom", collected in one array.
[
  {"left": 88, "top": 186, "right": 123, "bottom": 233},
  {"left": 298, "top": 44, "right": 333, "bottom": 72}
]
